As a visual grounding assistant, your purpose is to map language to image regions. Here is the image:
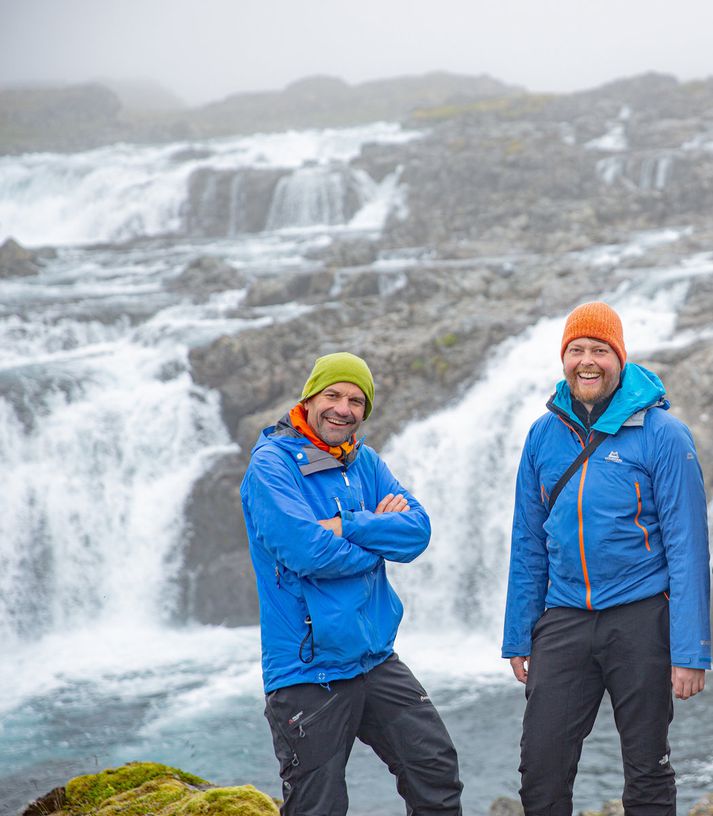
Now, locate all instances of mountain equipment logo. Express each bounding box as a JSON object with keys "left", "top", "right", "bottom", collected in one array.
[
  {"left": 658, "top": 753, "right": 670, "bottom": 766},
  {"left": 604, "top": 450, "right": 623, "bottom": 463}
]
